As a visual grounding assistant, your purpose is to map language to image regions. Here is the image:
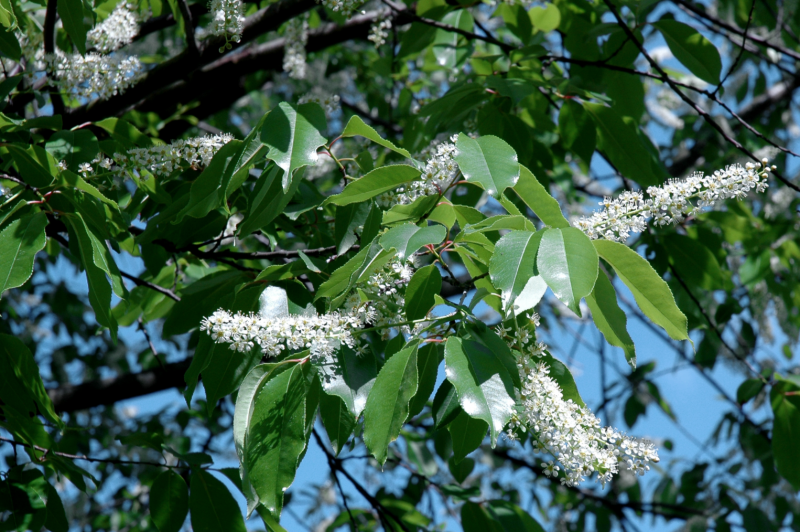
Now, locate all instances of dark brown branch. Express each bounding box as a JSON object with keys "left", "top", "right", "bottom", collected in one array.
[
  {"left": 48, "top": 358, "right": 192, "bottom": 413},
  {"left": 120, "top": 270, "right": 181, "bottom": 301}
]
